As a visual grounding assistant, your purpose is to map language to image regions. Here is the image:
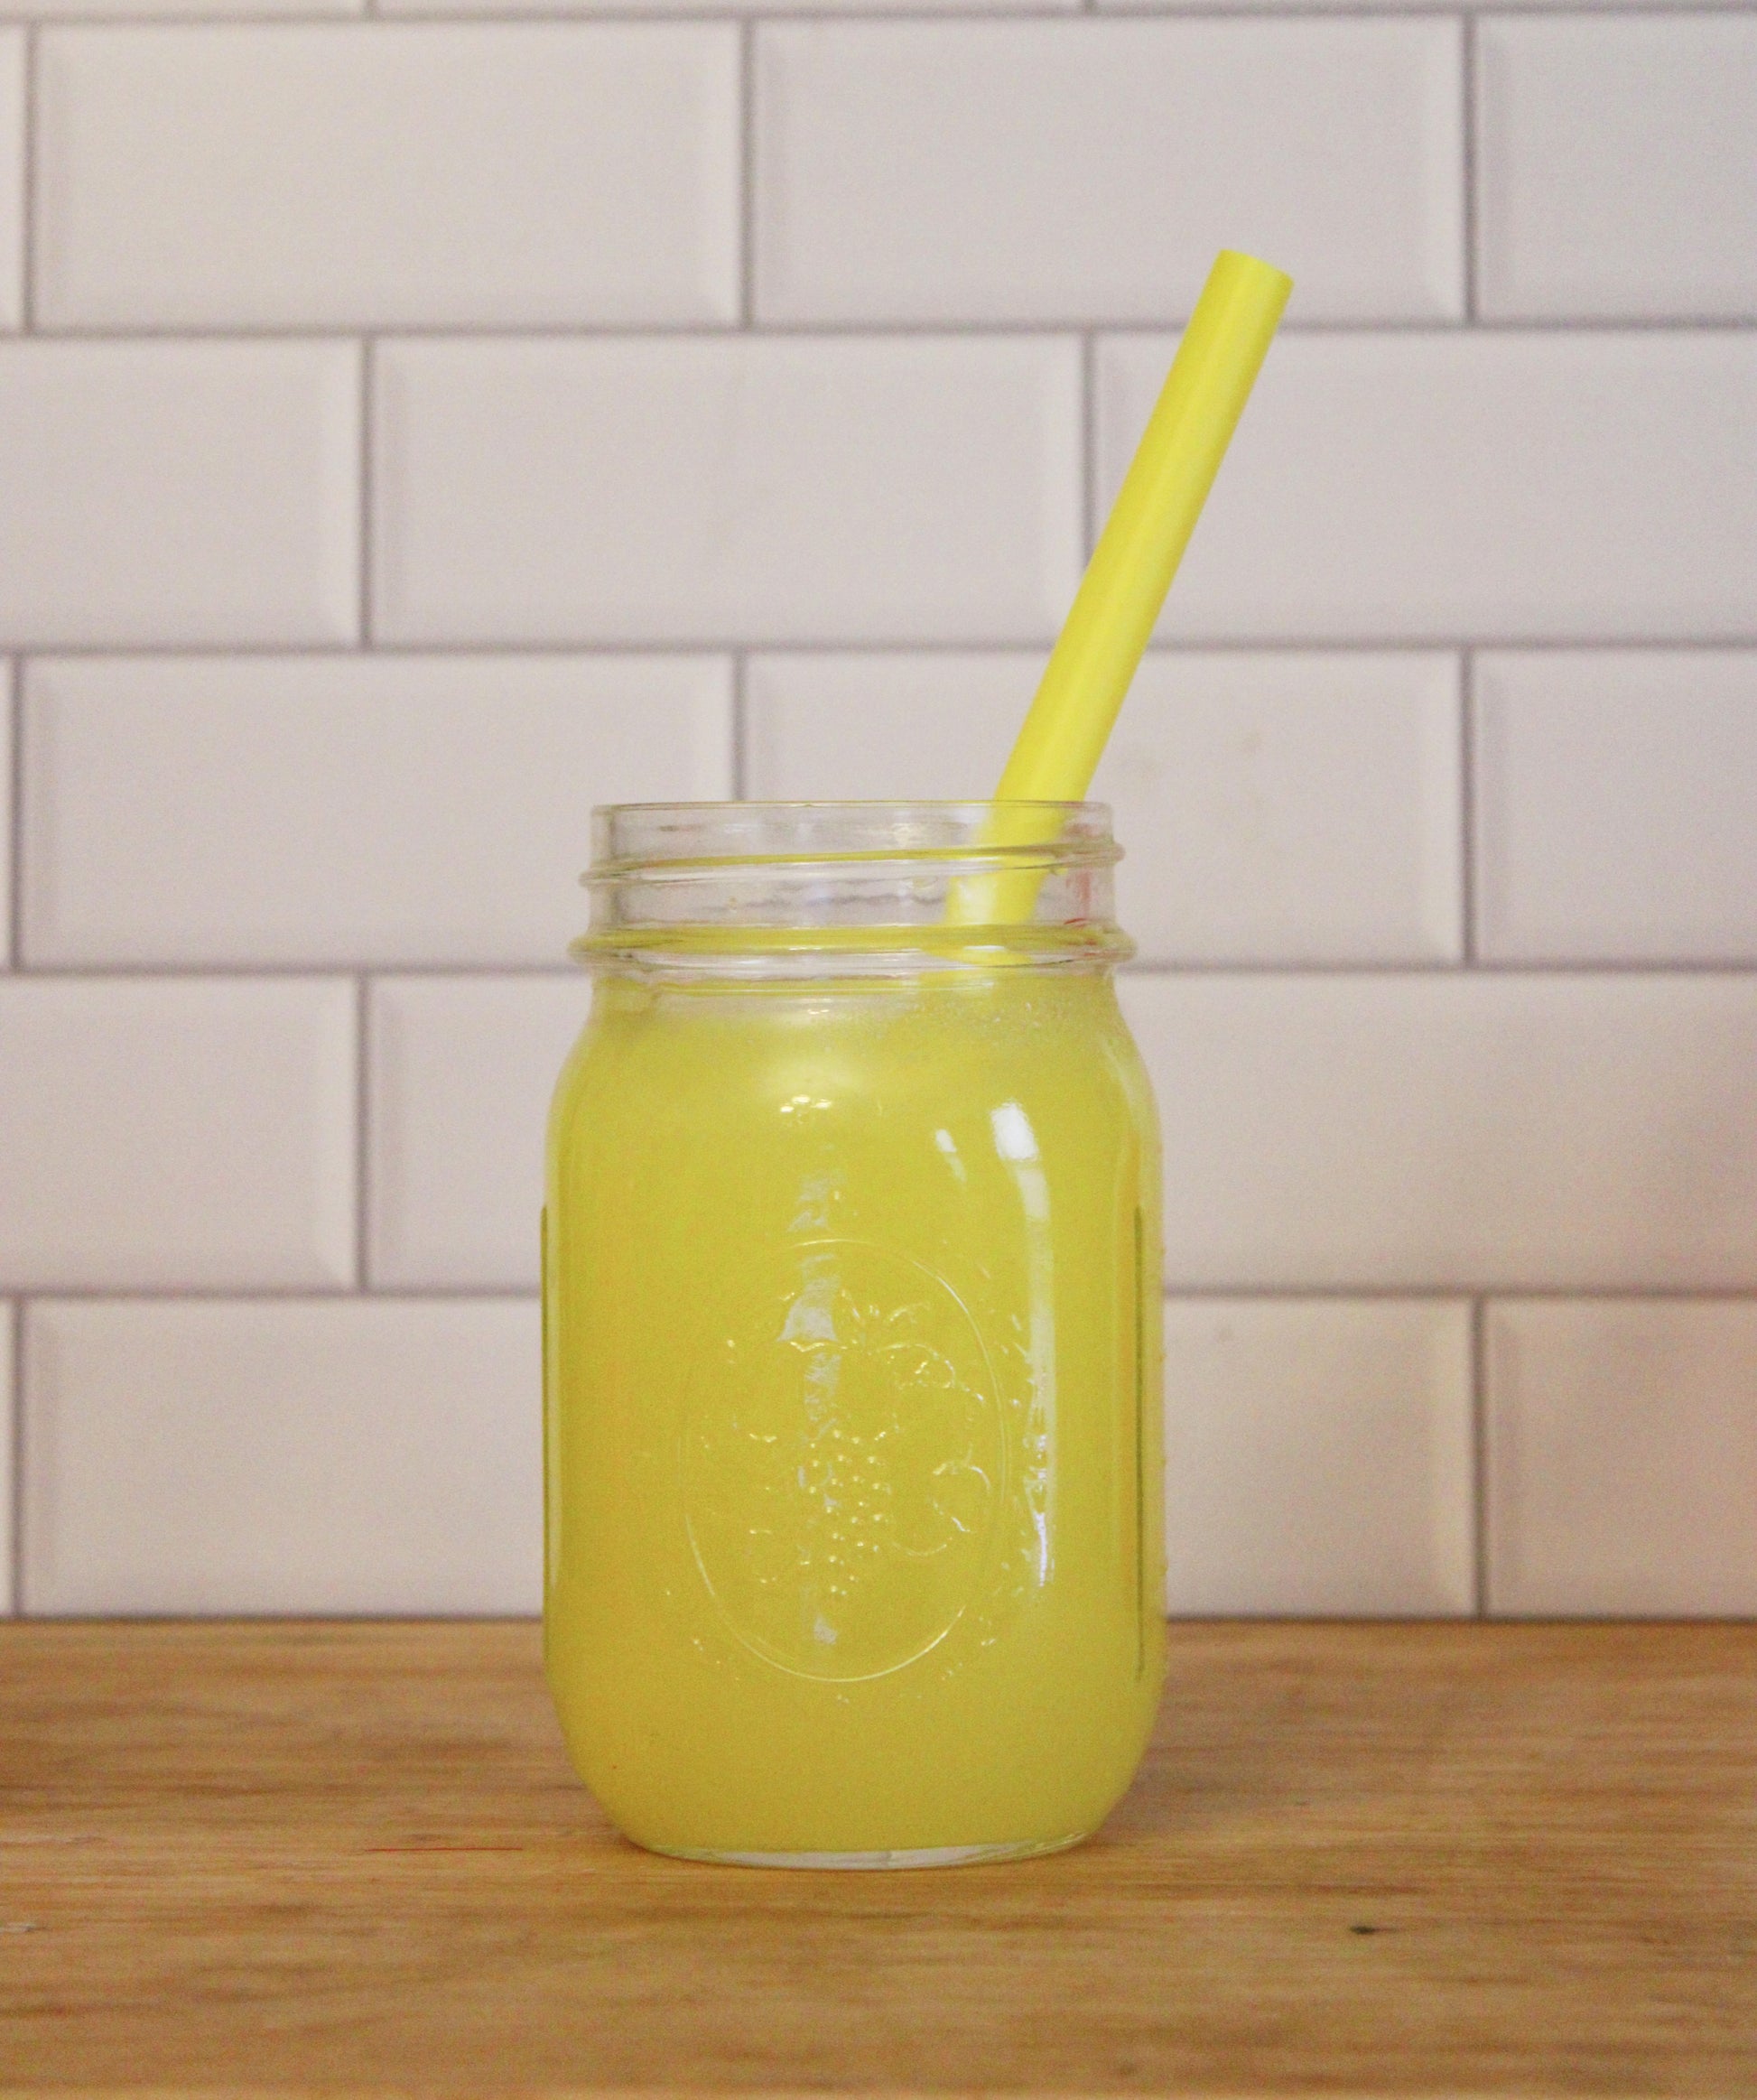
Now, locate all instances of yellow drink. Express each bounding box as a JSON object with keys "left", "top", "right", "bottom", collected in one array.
[{"left": 544, "top": 804, "right": 1165, "bottom": 1865}]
